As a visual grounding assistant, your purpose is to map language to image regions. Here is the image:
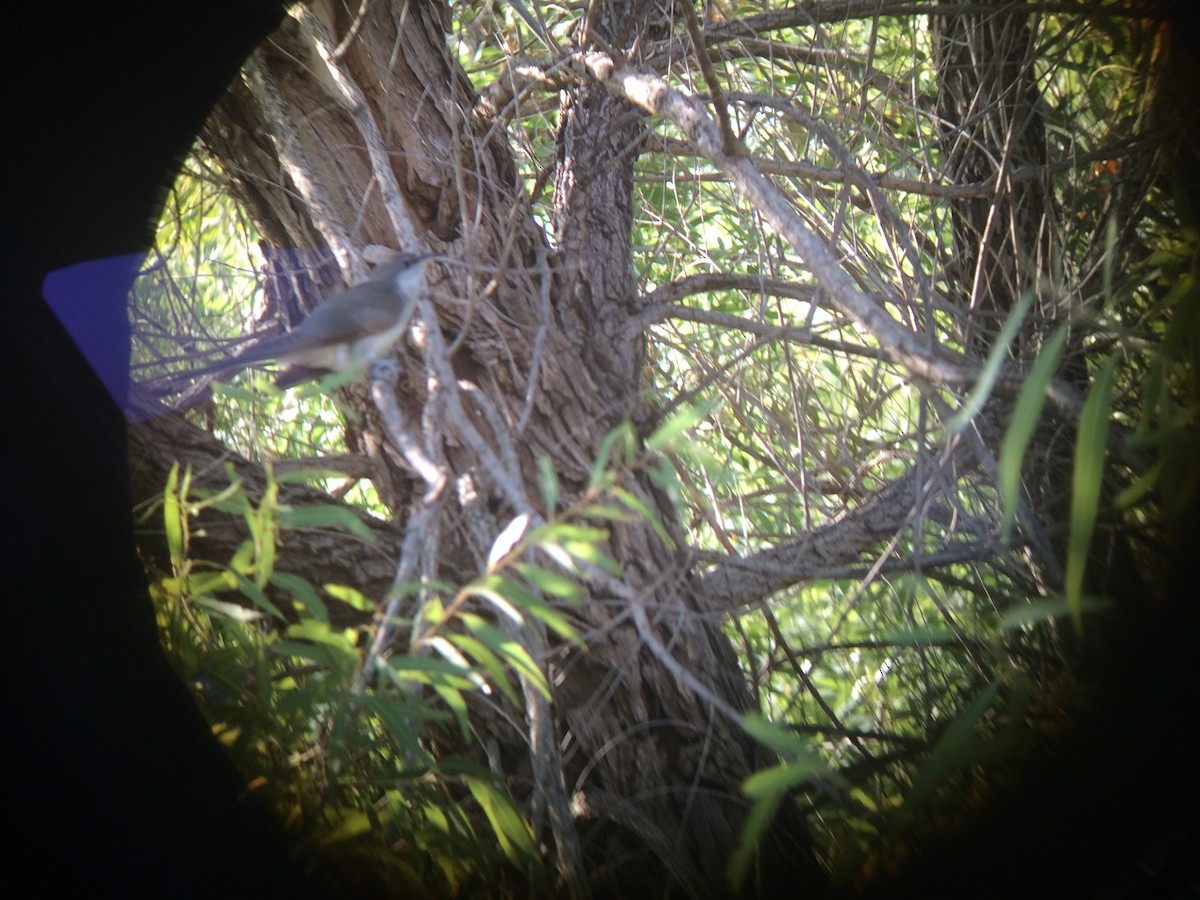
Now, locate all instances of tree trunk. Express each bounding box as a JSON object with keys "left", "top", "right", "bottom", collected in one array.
[{"left": 129, "top": 0, "right": 821, "bottom": 895}]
